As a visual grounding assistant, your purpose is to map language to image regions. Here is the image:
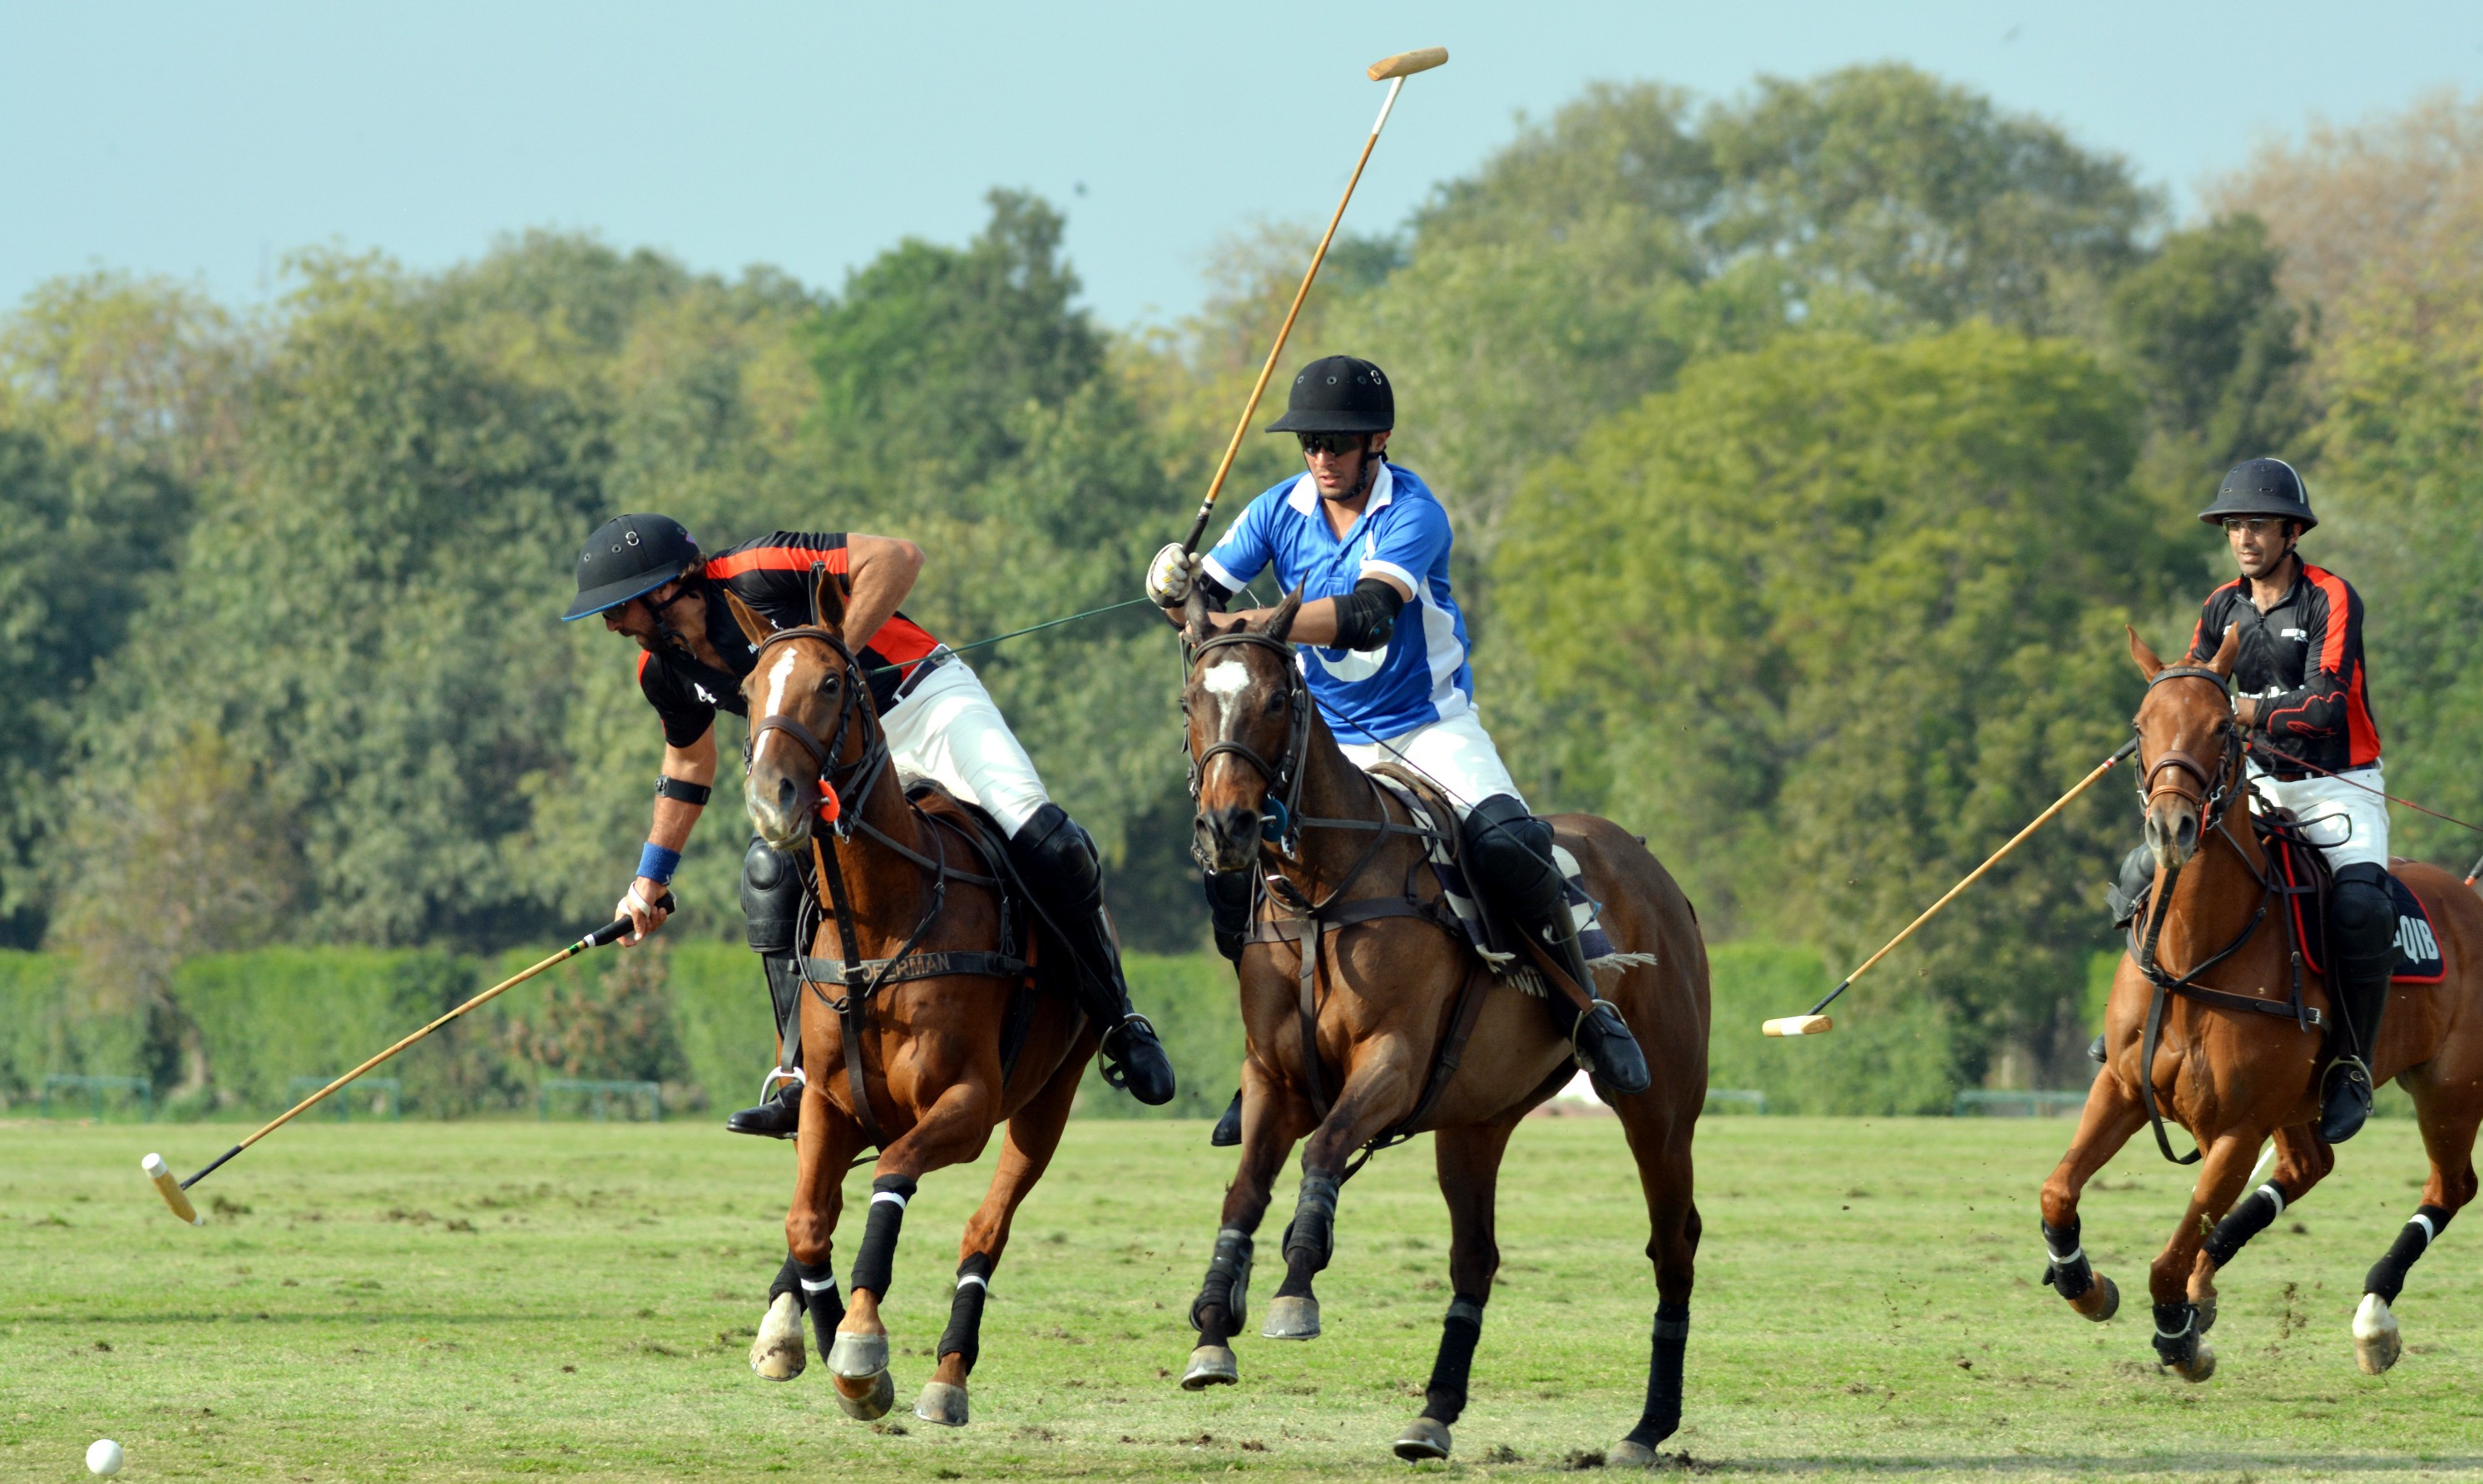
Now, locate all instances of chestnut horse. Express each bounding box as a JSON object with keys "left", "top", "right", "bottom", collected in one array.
[
  {"left": 727, "top": 569, "right": 1098, "bottom": 1428},
  {"left": 1176, "top": 593, "right": 1709, "bottom": 1467},
  {"left": 2038, "top": 624, "right": 2483, "bottom": 1379}
]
